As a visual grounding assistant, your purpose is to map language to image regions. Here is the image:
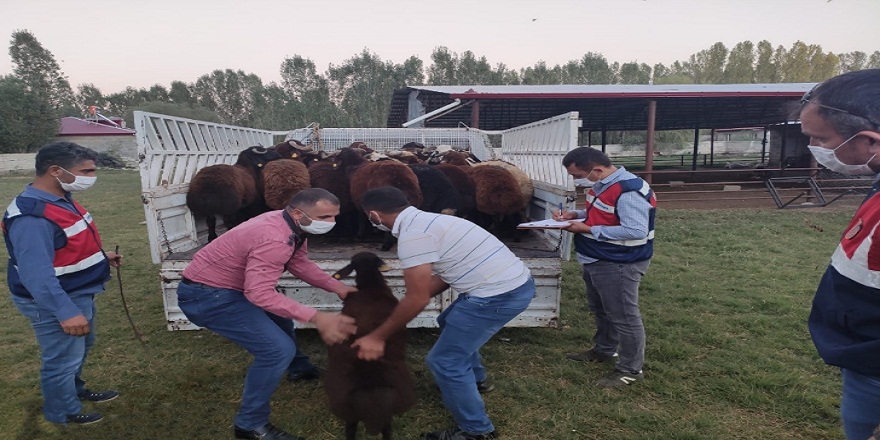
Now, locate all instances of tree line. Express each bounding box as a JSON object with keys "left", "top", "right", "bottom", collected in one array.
[{"left": 1, "top": 29, "right": 878, "bottom": 153}]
